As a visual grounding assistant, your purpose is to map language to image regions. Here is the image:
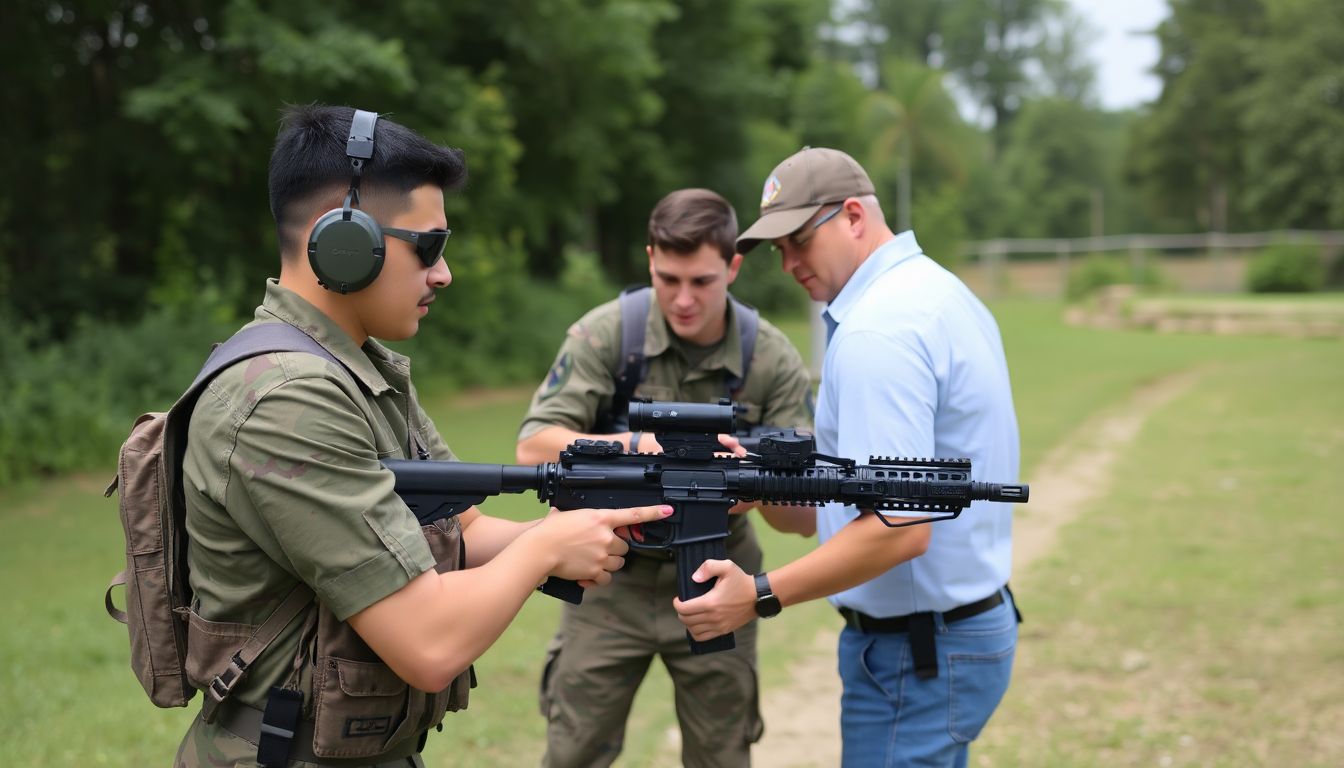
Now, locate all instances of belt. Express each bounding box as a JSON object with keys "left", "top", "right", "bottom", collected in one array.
[
  {"left": 839, "top": 590, "right": 1005, "bottom": 634},
  {"left": 215, "top": 702, "right": 421, "bottom": 767}
]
